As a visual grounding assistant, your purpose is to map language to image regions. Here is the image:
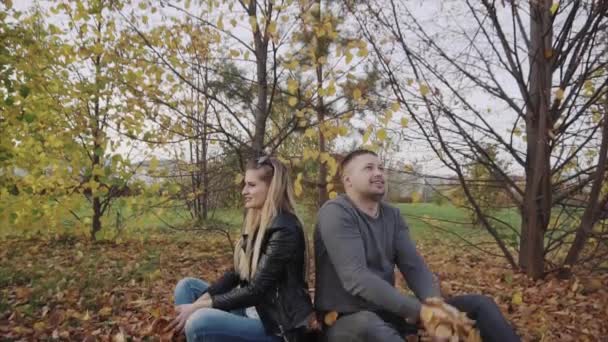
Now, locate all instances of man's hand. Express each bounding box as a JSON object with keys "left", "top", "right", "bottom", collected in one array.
[{"left": 419, "top": 298, "right": 480, "bottom": 342}]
